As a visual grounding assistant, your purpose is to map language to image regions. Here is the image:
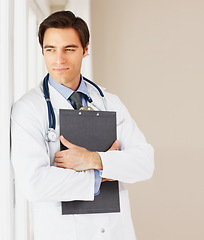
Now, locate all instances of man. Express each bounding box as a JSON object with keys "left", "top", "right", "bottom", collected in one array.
[{"left": 11, "top": 11, "right": 154, "bottom": 240}]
